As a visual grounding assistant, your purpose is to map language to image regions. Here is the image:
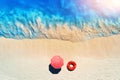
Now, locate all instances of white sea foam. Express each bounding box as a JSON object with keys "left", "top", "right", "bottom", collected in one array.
[
  {"left": 13, "top": 17, "right": 120, "bottom": 42},
  {"left": 0, "top": 9, "right": 120, "bottom": 41}
]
